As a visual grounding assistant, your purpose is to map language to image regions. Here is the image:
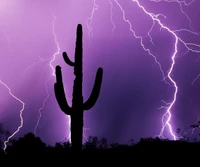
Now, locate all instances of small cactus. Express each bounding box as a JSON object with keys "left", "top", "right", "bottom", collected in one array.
[{"left": 54, "top": 24, "right": 103, "bottom": 151}]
